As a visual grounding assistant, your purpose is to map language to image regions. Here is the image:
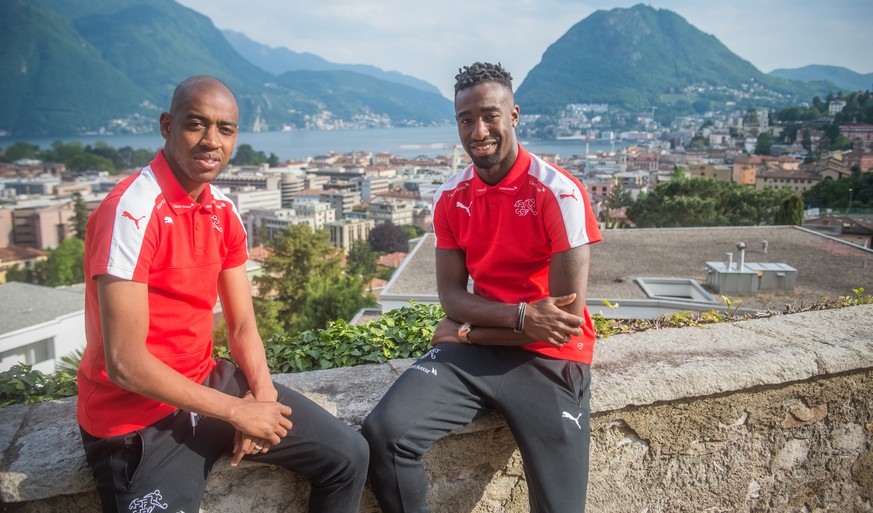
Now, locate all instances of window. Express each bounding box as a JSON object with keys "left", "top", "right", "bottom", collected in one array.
[{"left": 0, "top": 338, "right": 55, "bottom": 371}]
